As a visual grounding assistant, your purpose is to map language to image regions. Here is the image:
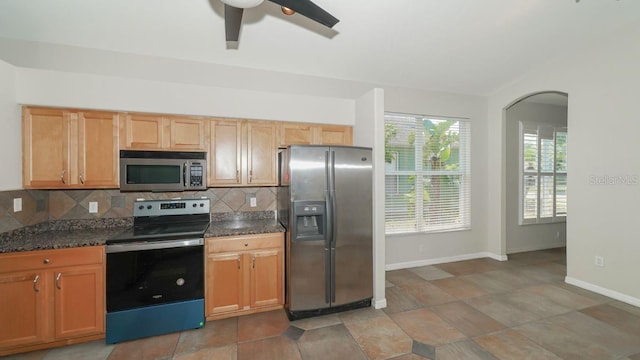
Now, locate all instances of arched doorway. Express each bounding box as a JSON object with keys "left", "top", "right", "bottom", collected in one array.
[{"left": 503, "top": 91, "right": 568, "bottom": 259}]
